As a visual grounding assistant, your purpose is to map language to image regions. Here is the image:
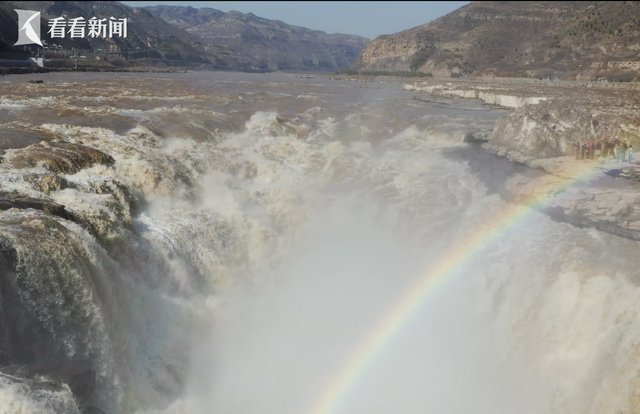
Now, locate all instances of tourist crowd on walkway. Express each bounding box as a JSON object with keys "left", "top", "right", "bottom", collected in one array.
[{"left": 573, "top": 139, "right": 633, "bottom": 163}]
